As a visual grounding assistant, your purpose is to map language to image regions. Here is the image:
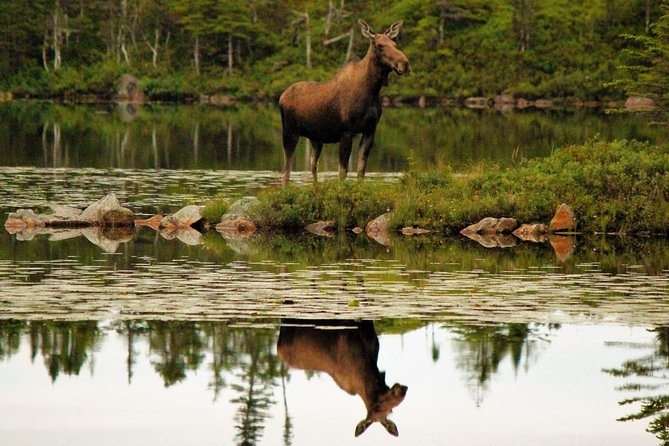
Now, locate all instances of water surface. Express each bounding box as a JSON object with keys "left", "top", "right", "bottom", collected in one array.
[{"left": 2, "top": 102, "right": 669, "bottom": 445}]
